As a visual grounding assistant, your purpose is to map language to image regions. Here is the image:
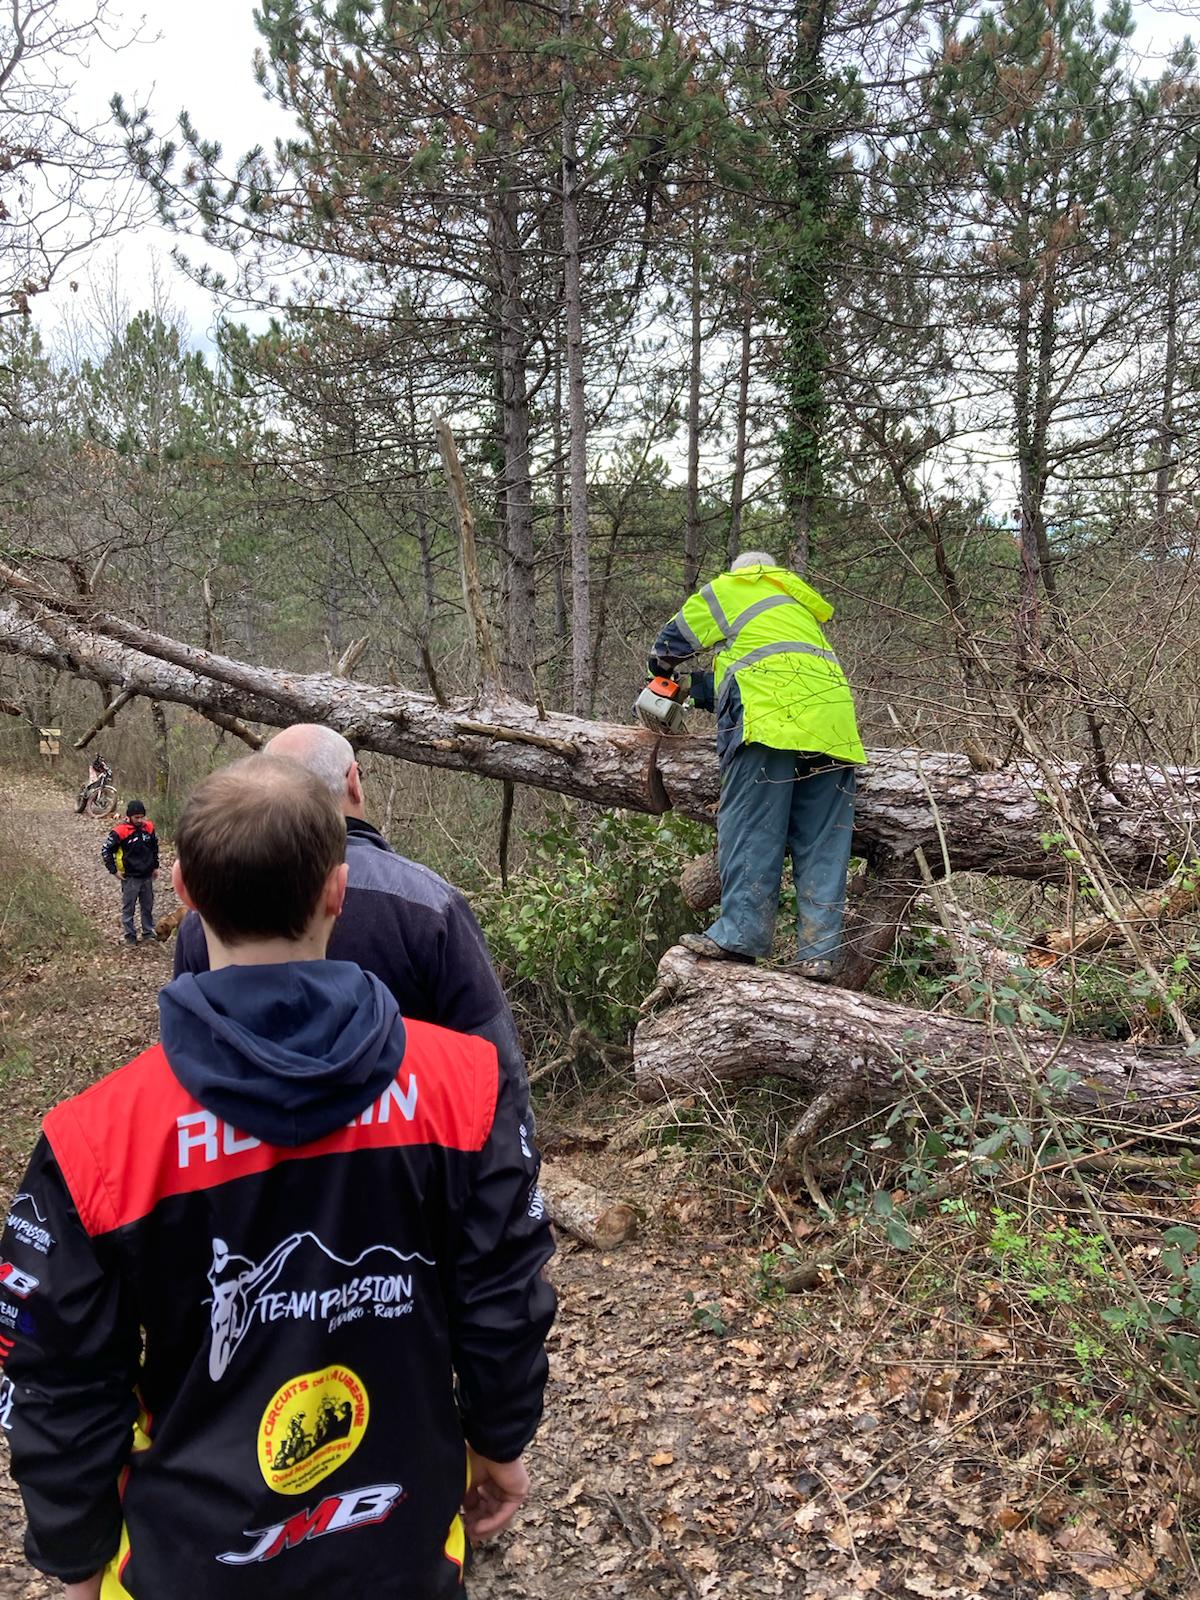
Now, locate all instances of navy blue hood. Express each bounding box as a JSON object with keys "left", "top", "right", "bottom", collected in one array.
[{"left": 159, "top": 961, "right": 405, "bottom": 1146}]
